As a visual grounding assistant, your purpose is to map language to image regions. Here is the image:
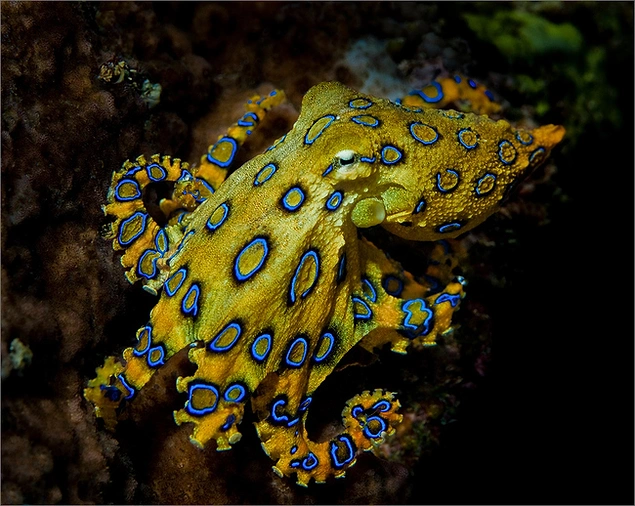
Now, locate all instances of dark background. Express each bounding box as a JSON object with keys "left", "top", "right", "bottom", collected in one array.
[{"left": 2, "top": 2, "right": 633, "bottom": 504}]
